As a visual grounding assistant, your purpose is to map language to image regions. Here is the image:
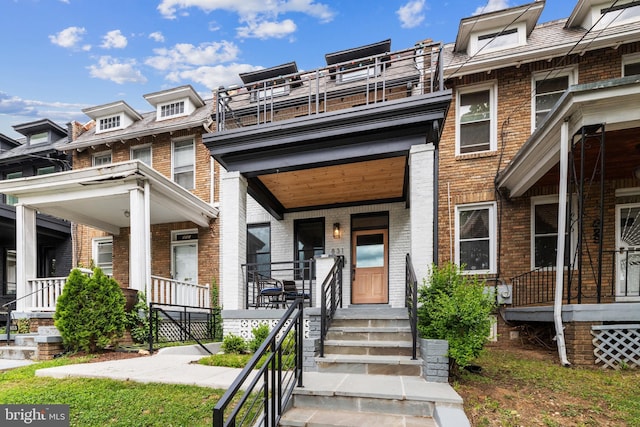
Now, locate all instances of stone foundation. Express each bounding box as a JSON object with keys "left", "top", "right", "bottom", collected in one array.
[{"left": 419, "top": 338, "right": 449, "bottom": 383}]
